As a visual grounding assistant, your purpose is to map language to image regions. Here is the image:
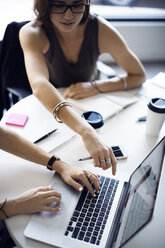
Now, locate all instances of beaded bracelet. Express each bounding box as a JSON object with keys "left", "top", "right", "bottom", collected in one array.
[
  {"left": 47, "top": 155, "right": 61, "bottom": 170},
  {"left": 52, "top": 101, "right": 72, "bottom": 123},
  {"left": 119, "top": 76, "right": 128, "bottom": 90},
  {"left": 91, "top": 81, "right": 104, "bottom": 93},
  {"left": 0, "top": 199, "right": 9, "bottom": 219}
]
